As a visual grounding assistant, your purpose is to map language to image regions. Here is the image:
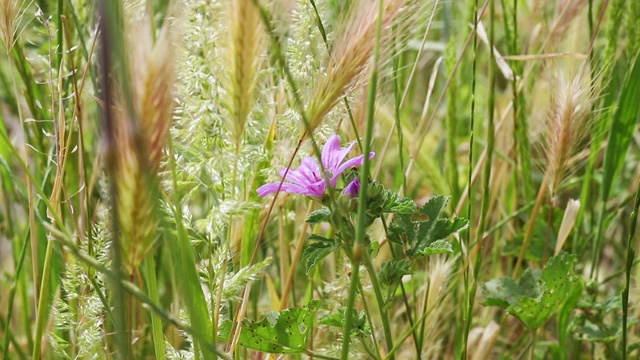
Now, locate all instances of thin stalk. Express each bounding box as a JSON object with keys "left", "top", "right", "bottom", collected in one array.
[
  {"left": 31, "top": 237, "right": 55, "bottom": 360},
  {"left": 2, "top": 231, "right": 29, "bottom": 360},
  {"left": 6, "top": 32, "right": 41, "bottom": 309},
  {"left": 460, "top": 0, "right": 480, "bottom": 357},
  {"left": 621, "top": 182, "right": 640, "bottom": 360},
  {"left": 514, "top": 178, "right": 548, "bottom": 277},
  {"left": 379, "top": 216, "right": 420, "bottom": 357},
  {"left": 342, "top": 0, "right": 385, "bottom": 357},
  {"left": 363, "top": 256, "right": 395, "bottom": 357},
  {"left": 340, "top": 260, "right": 361, "bottom": 359},
  {"left": 0, "top": 315, "right": 26, "bottom": 360},
  {"left": 465, "top": 2, "right": 497, "bottom": 360},
  {"left": 142, "top": 256, "right": 166, "bottom": 360}
]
